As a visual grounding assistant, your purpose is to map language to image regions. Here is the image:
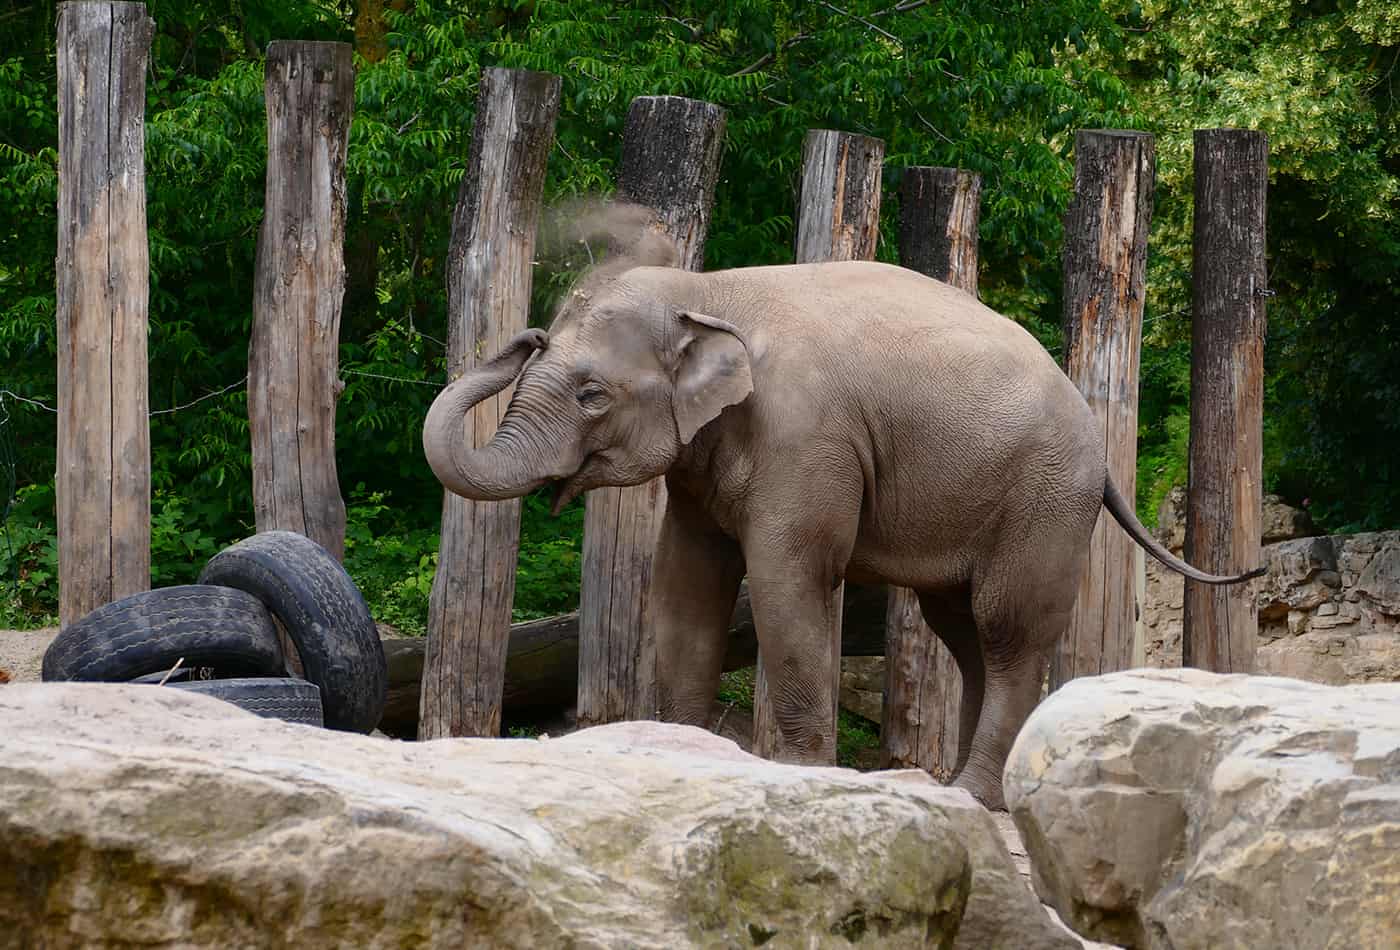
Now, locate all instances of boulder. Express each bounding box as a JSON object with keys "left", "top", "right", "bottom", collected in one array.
[
  {"left": 1261, "top": 493, "right": 1316, "bottom": 545},
  {"left": 1004, "top": 668, "right": 1400, "bottom": 950},
  {"left": 839, "top": 655, "right": 885, "bottom": 725},
  {"left": 0, "top": 683, "right": 1074, "bottom": 949}
]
